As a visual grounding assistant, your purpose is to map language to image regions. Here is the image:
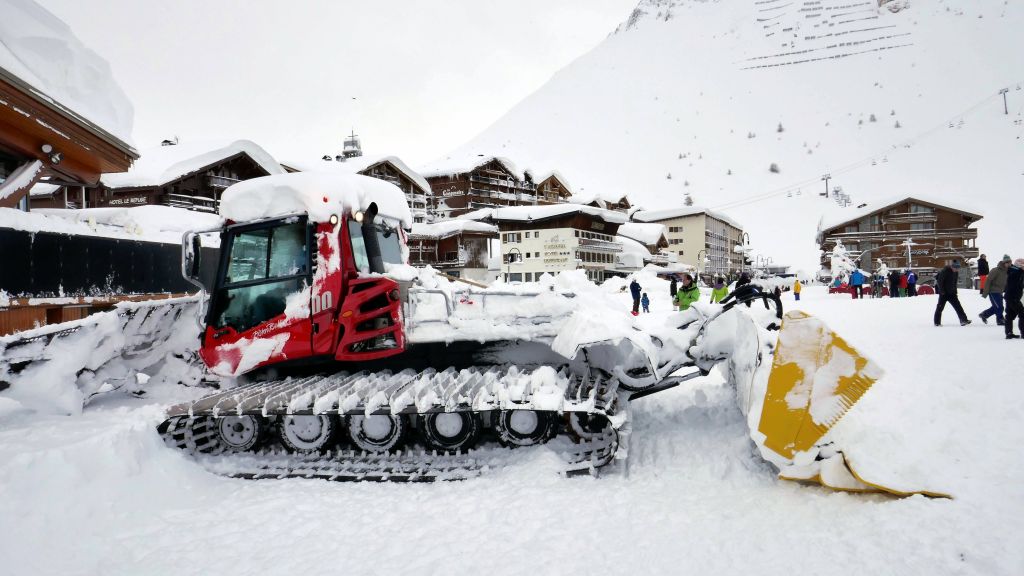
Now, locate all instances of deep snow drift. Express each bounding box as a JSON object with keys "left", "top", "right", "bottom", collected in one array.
[
  {"left": 1, "top": 282, "right": 1021, "bottom": 575},
  {"left": 449, "top": 0, "right": 1024, "bottom": 271}
]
